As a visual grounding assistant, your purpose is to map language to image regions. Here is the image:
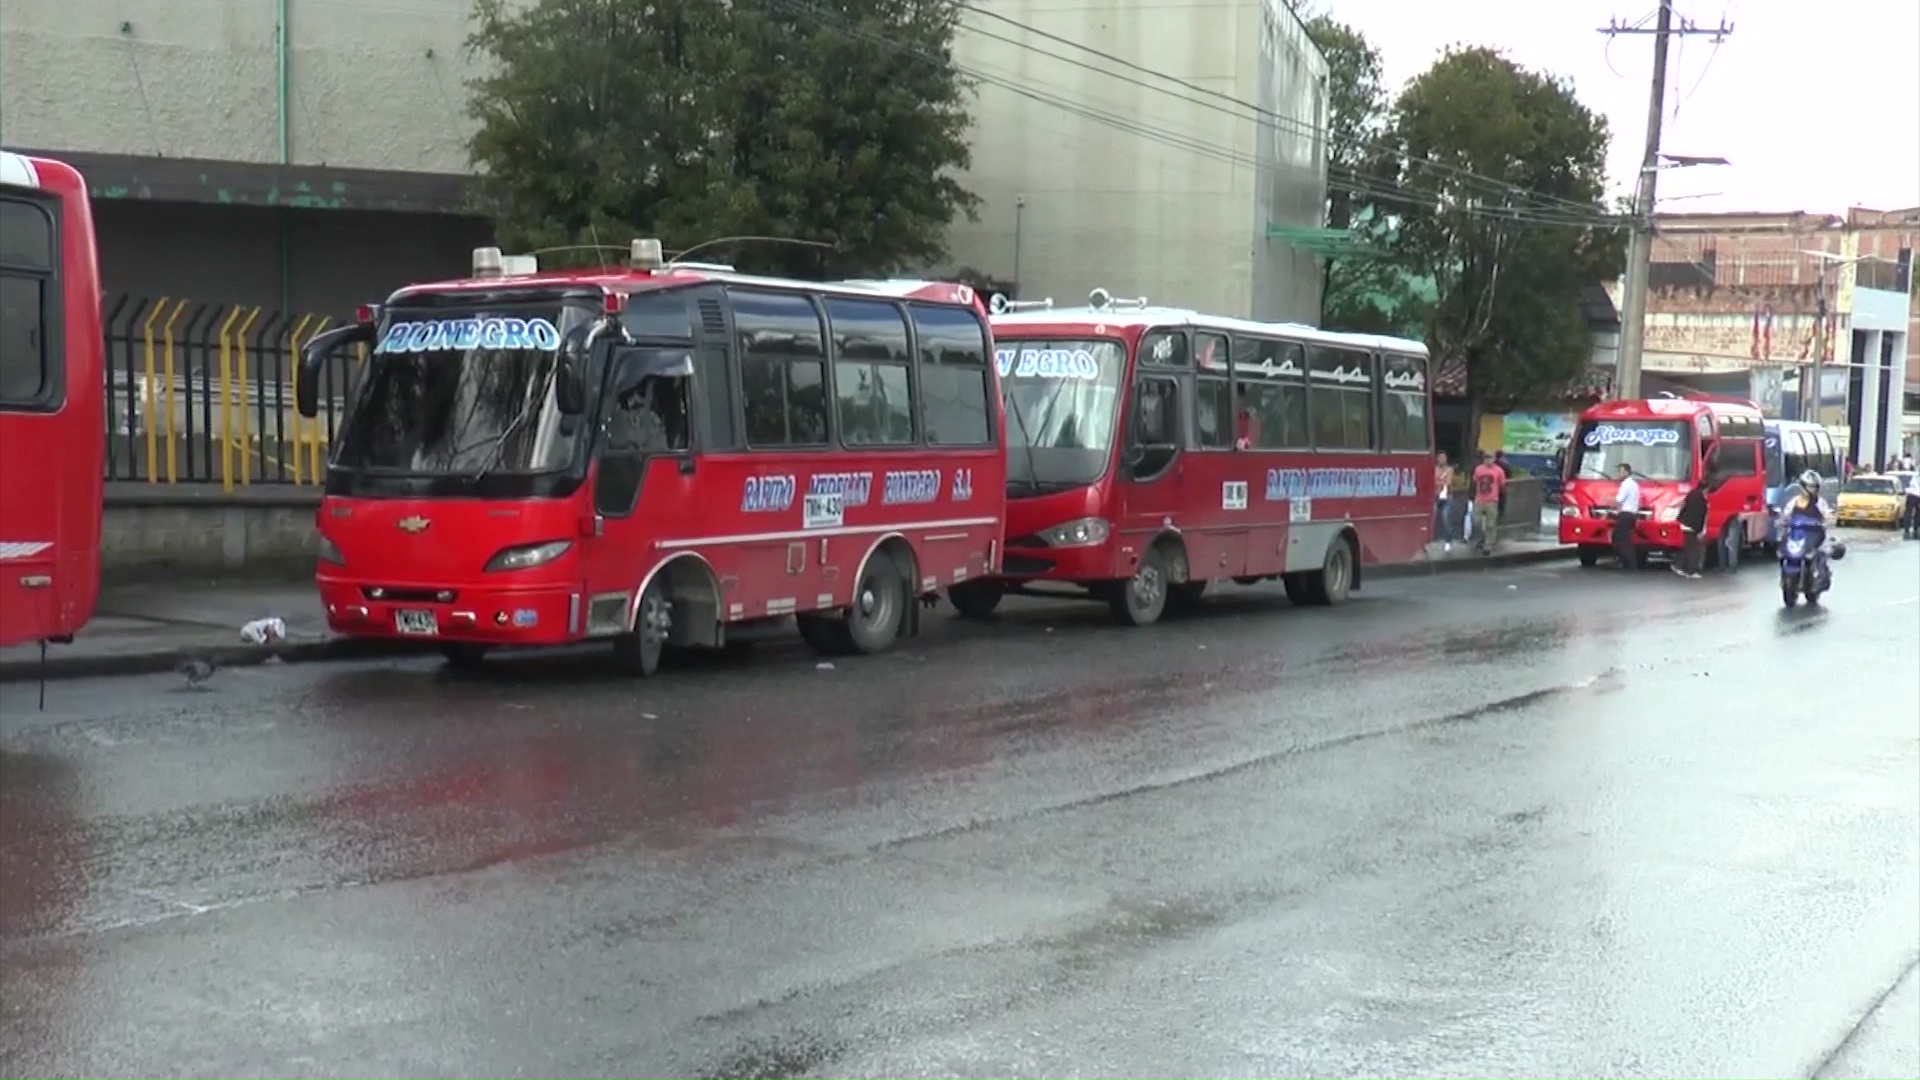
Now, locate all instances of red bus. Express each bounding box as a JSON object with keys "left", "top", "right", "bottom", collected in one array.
[
  {"left": 295, "top": 241, "right": 1005, "bottom": 676},
  {"left": 0, "top": 150, "right": 105, "bottom": 649},
  {"left": 944, "top": 293, "right": 1435, "bottom": 625},
  {"left": 1558, "top": 395, "right": 1769, "bottom": 568}
]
